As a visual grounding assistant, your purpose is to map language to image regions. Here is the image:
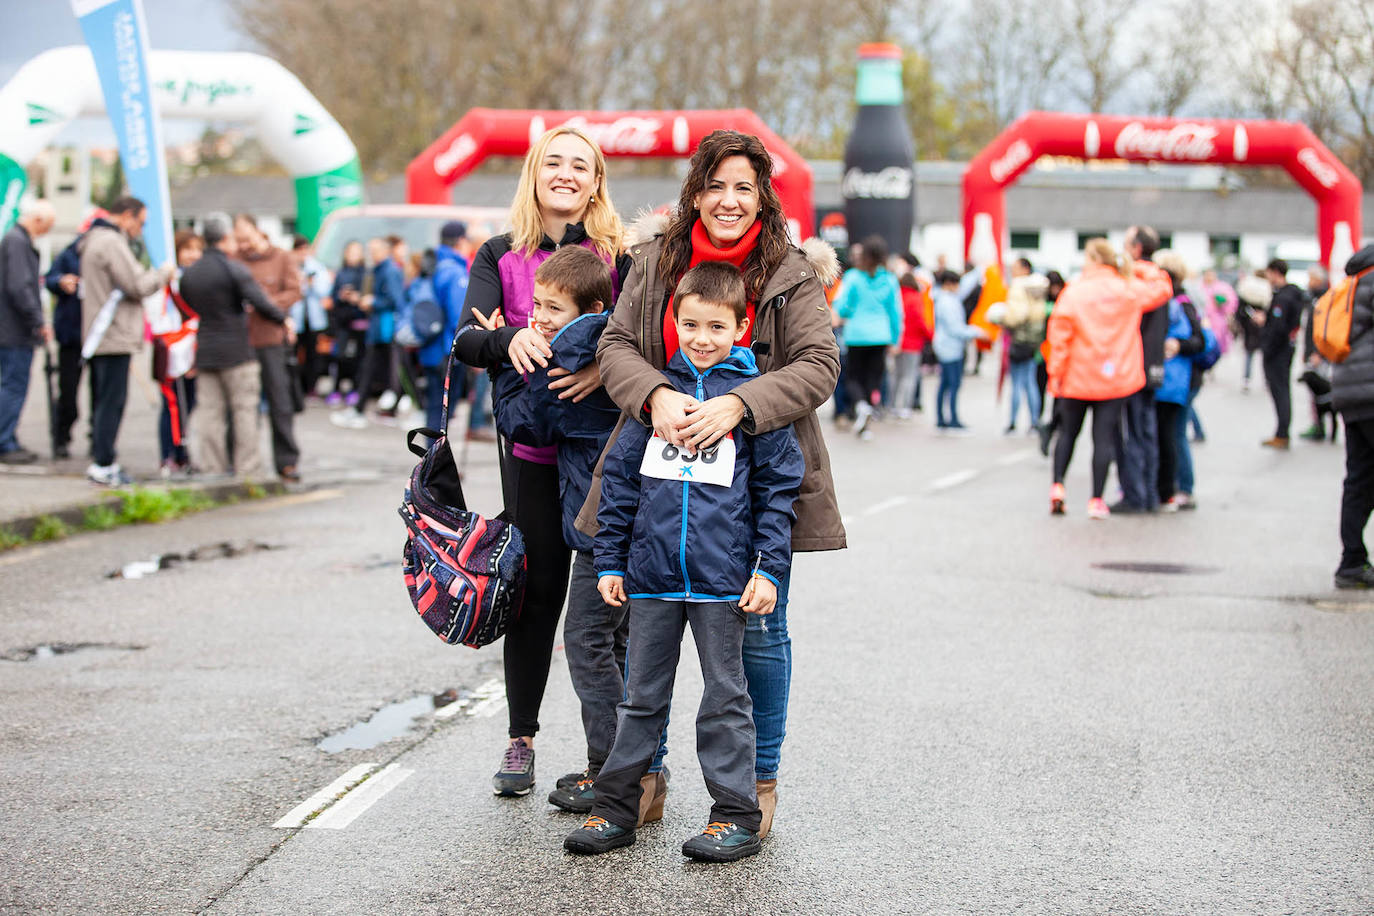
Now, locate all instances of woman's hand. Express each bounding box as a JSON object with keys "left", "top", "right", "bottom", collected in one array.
[
  {"left": 548, "top": 362, "right": 601, "bottom": 402},
  {"left": 679, "top": 393, "right": 746, "bottom": 450},
  {"left": 647, "top": 387, "right": 699, "bottom": 446},
  {"left": 472, "top": 307, "right": 506, "bottom": 331},
  {"left": 508, "top": 327, "right": 552, "bottom": 374},
  {"left": 739, "top": 575, "right": 777, "bottom": 615}
]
